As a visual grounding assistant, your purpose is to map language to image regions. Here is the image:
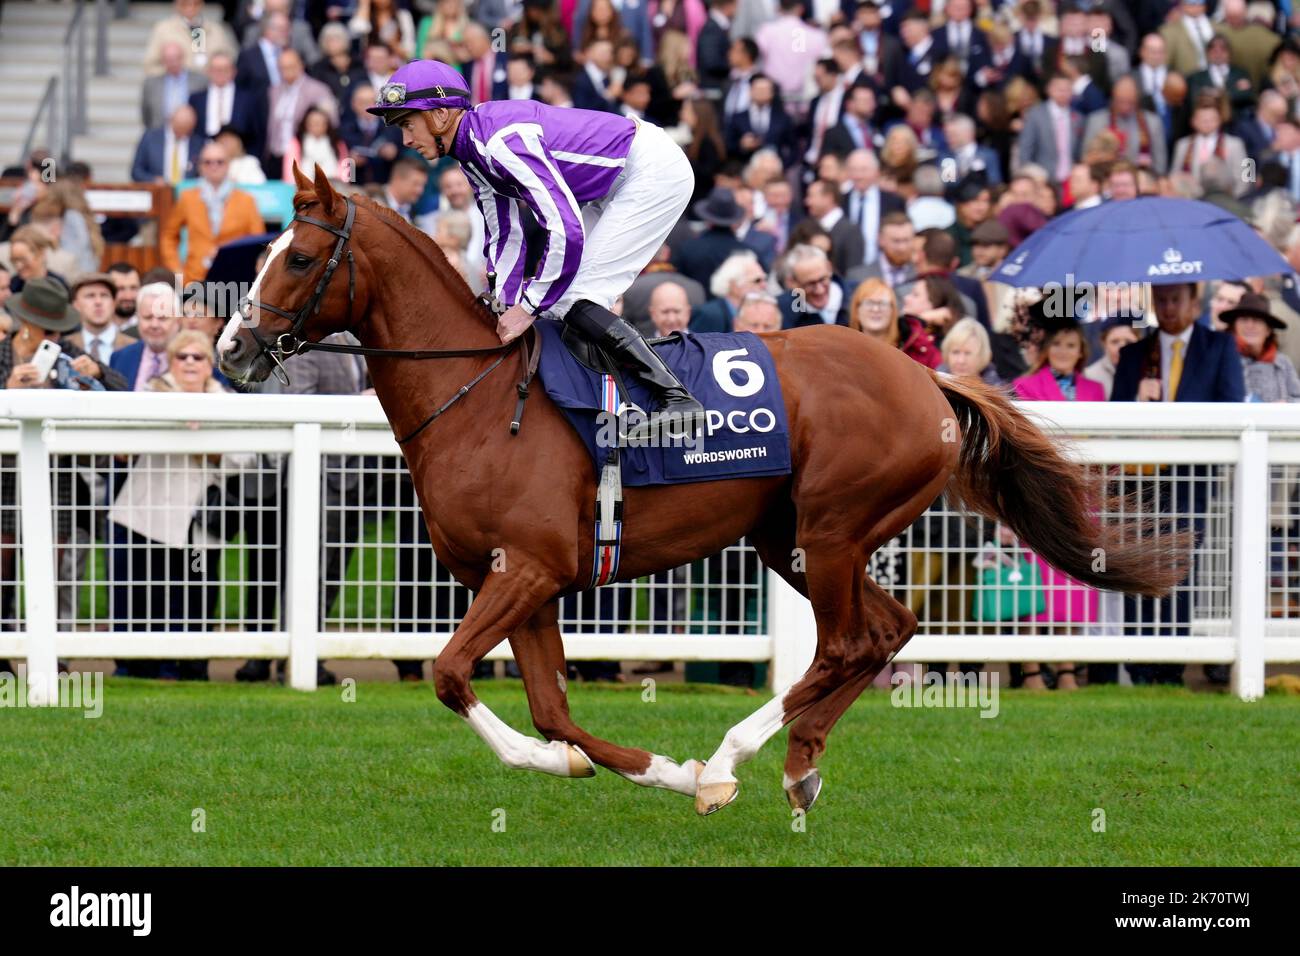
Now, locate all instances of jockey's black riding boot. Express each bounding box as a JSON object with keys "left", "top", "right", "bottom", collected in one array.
[{"left": 566, "top": 300, "right": 704, "bottom": 439}]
